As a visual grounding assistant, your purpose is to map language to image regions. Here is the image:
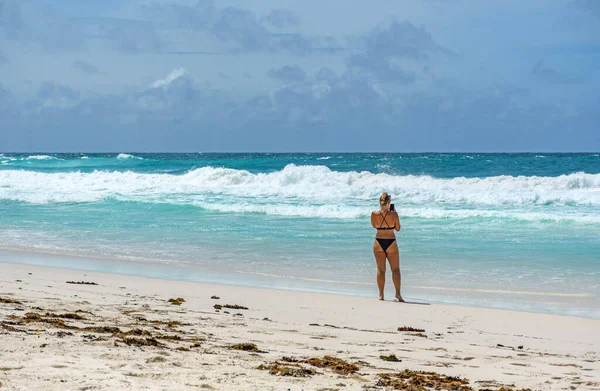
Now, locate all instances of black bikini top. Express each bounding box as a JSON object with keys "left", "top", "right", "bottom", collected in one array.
[{"left": 377, "top": 211, "right": 394, "bottom": 230}]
